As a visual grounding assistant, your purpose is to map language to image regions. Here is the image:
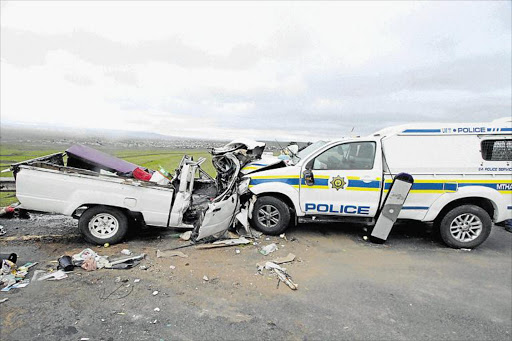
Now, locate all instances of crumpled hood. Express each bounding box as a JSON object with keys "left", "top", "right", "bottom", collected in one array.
[{"left": 240, "top": 156, "right": 286, "bottom": 175}]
